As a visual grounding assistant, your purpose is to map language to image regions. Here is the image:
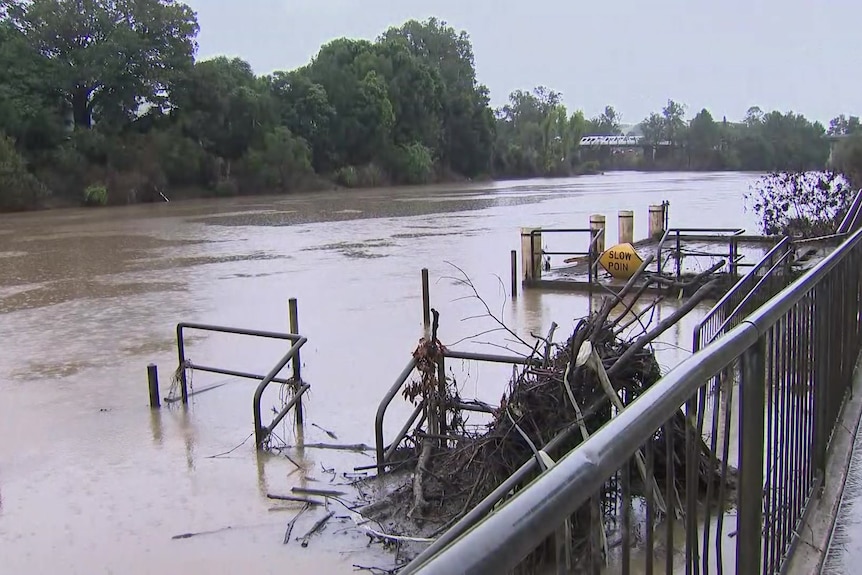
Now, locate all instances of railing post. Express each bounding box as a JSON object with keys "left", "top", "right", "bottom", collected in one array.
[
  {"left": 675, "top": 230, "right": 682, "bottom": 280},
  {"left": 729, "top": 236, "right": 739, "bottom": 279},
  {"left": 147, "top": 363, "right": 160, "bottom": 409},
  {"left": 511, "top": 250, "right": 518, "bottom": 298},
  {"left": 589, "top": 214, "right": 606, "bottom": 255},
  {"left": 737, "top": 337, "right": 766, "bottom": 575},
  {"left": 422, "top": 268, "right": 431, "bottom": 329},
  {"left": 289, "top": 298, "right": 304, "bottom": 429},
  {"left": 176, "top": 325, "right": 189, "bottom": 405}
]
